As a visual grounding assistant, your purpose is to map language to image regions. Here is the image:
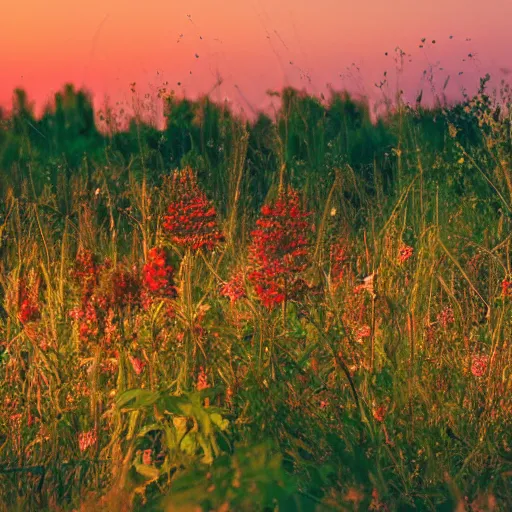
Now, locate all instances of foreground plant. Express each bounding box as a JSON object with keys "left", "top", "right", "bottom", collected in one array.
[{"left": 248, "top": 187, "right": 313, "bottom": 309}]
